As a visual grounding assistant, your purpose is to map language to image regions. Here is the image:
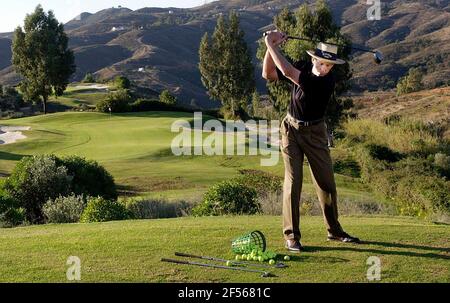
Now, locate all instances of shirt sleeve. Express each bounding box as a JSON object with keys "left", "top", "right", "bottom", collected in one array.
[{"left": 275, "top": 61, "right": 303, "bottom": 83}]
